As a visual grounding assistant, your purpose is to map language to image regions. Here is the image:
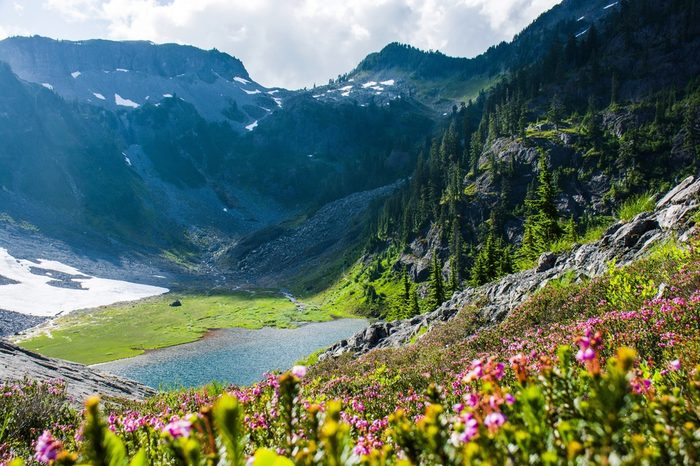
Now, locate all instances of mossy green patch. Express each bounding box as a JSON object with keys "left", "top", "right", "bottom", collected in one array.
[{"left": 16, "top": 291, "right": 353, "bottom": 365}]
